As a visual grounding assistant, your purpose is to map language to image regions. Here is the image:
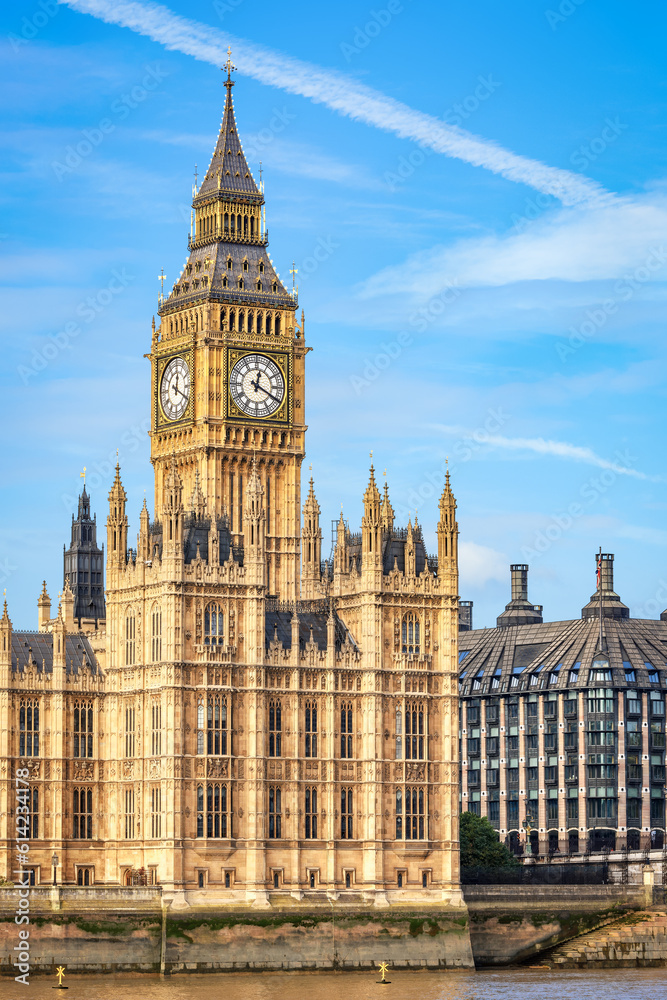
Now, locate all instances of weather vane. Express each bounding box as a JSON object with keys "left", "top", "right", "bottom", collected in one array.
[
  {"left": 158, "top": 268, "right": 166, "bottom": 304},
  {"left": 223, "top": 45, "right": 237, "bottom": 82},
  {"left": 290, "top": 260, "right": 298, "bottom": 293},
  {"left": 80, "top": 466, "right": 86, "bottom": 484}
]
